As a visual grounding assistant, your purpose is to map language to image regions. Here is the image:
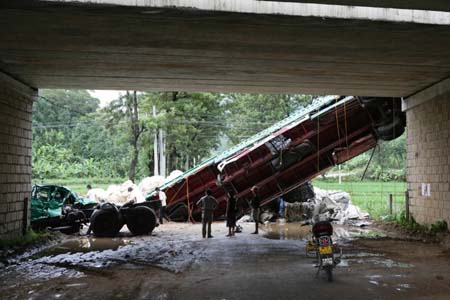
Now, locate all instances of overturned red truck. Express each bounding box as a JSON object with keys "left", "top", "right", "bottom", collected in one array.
[{"left": 148, "top": 96, "right": 405, "bottom": 222}]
